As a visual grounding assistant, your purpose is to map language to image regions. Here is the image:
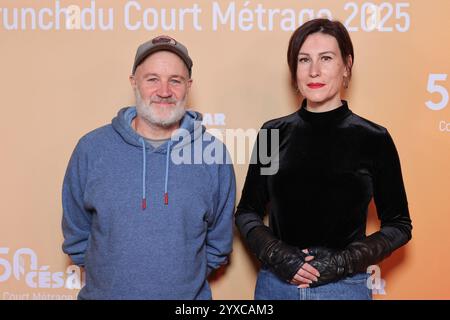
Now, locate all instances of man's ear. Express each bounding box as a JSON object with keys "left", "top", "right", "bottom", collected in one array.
[
  {"left": 187, "top": 78, "right": 193, "bottom": 89},
  {"left": 129, "top": 75, "right": 137, "bottom": 89}
]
